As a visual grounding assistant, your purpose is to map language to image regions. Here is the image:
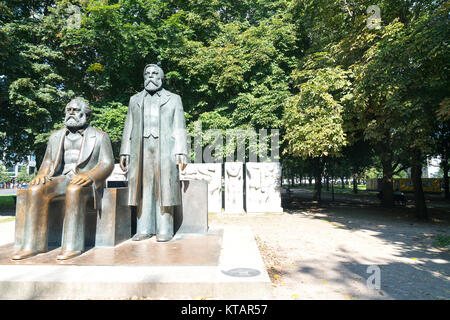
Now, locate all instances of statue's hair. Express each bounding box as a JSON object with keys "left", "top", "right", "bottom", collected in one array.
[
  {"left": 66, "top": 97, "right": 92, "bottom": 120},
  {"left": 143, "top": 63, "right": 165, "bottom": 81}
]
